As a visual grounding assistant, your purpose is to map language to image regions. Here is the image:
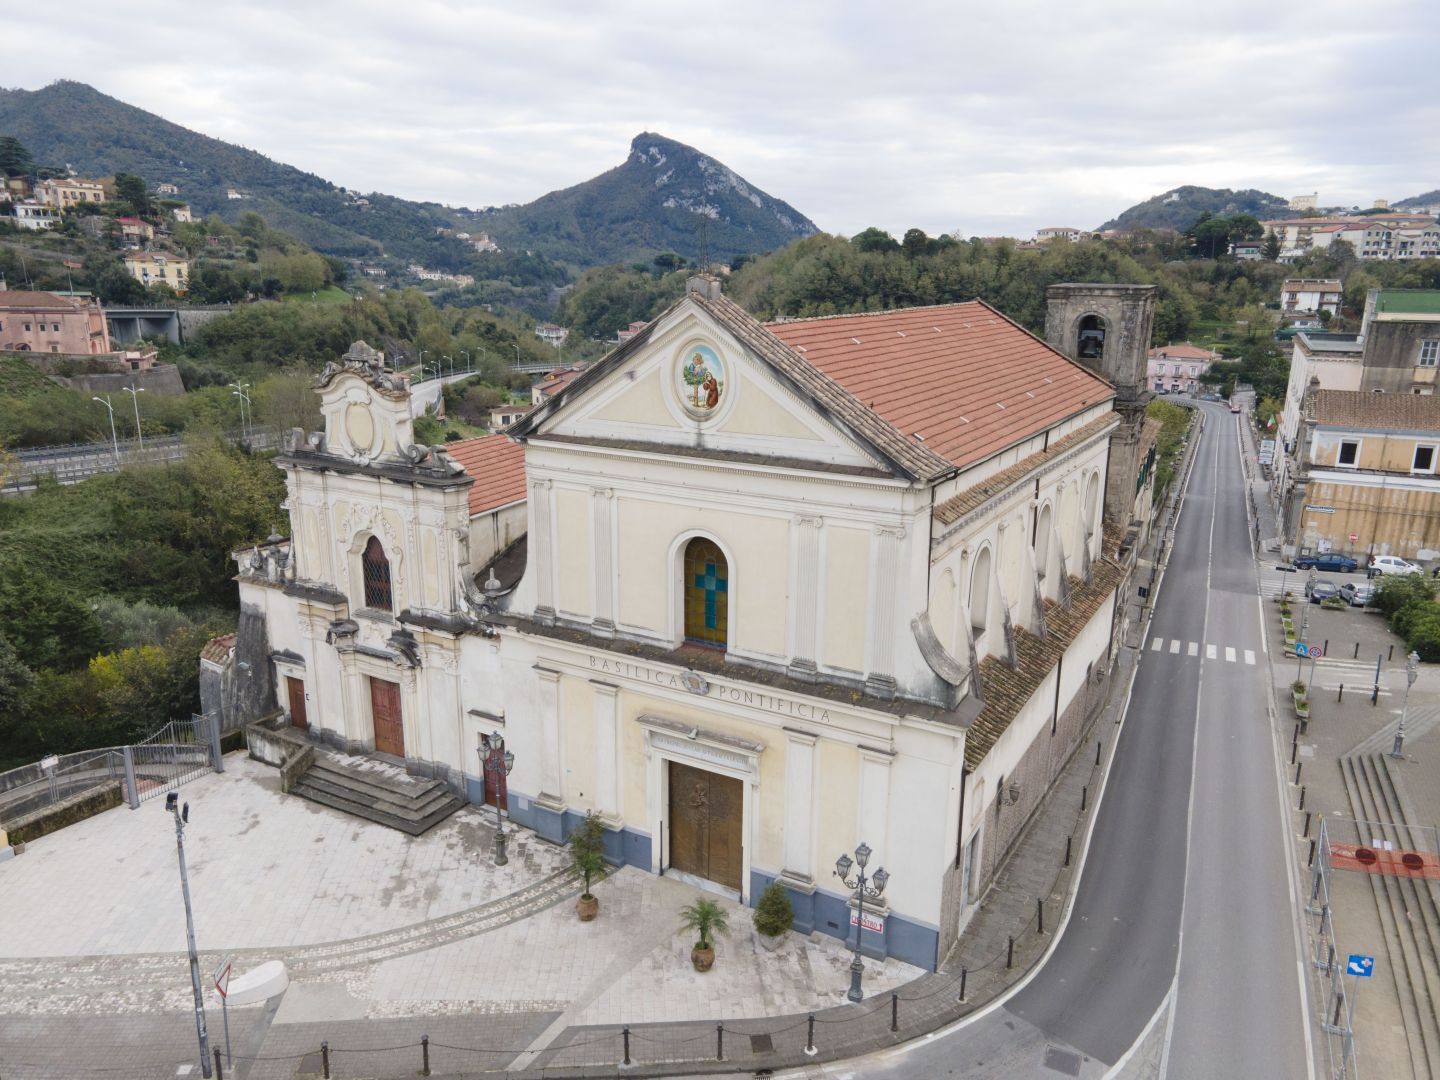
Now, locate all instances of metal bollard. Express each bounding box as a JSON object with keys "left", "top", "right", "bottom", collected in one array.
[
  {"left": 1007, "top": 935, "right": 1015, "bottom": 969},
  {"left": 1324, "top": 639, "right": 1329, "bottom": 656},
  {"left": 1081, "top": 785, "right": 1087, "bottom": 812},
  {"left": 1309, "top": 840, "right": 1317, "bottom": 868},
  {"left": 321, "top": 1042, "right": 331, "bottom": 1080},
  {"left": 623, "top": 1025, "right": 632, "bottom": 1066},
  {"left": 891, "top": 992, "right": 899, "bottom": 1032},
  {"left": 1096, "top": 740, "right": 1102, "bottom": 766},
  {"left": 1338, "top": 684, "right": 1344, "bottom": 703},
  {"left": 1325, "top": 944, "right": 1334, "bottom": 977},
  {"left": 717, "top": 1023, "right": 724, "bottom": 1061},
  {"left": 958, "top": 968, "right": 968, "bottom": 1002},
  {"left": 1332, "top": 993, "right": 1344, "bottom": 1029},
  {"left": 806, "top": 1015, "right": 816, "bottom": 1056},
  {"left": 1064, "top": 835, "right": 1072, "bottom": 867},
  {"left": 1304, "top": 811, "right": 1312, "bottom": 838},
  {"left": 1295, "top": 762, "right": 1303, "bottom": 785},
  {"left": 1299, "top": 786, "right": 1306, "bottom": 812},
  {"left": 1389, "top": 645, "right": 1395, "bottom": 662},
  {"left": 1038, "top": 898, "right": 1046, "bottom": 934},
  {"left": 214, "top": 1048, "right": 224, "bottom": 1080},
  {"left": 1291, "top": 737, "right": 1298, "bottom": 765},
  {"left": 421, "top": 1033, "right": 430, "bottom": 1077},
  {"left": 1354, "top": 642, "right": 1359, "bottom": 659}
]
